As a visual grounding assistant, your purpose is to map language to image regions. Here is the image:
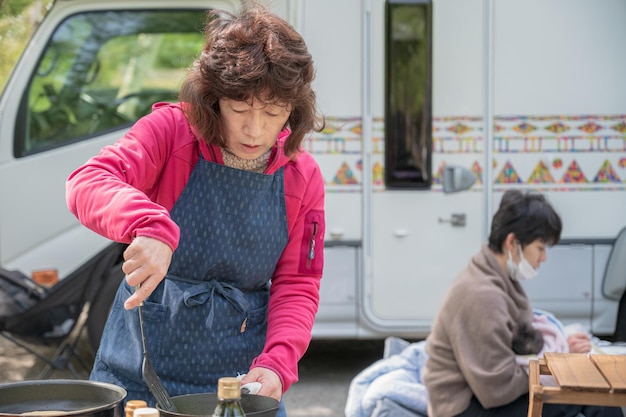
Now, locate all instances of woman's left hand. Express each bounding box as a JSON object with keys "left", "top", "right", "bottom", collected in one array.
[{"left": 240, "top": 367, "right": 282, "bottom": 402}]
